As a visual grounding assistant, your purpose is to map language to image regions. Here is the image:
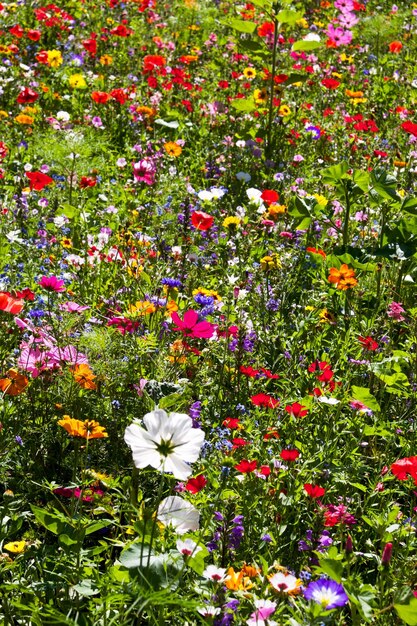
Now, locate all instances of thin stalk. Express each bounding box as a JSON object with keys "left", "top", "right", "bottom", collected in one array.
[{"left": 266, "top": 18, "right": 279, "bottom": 158}]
